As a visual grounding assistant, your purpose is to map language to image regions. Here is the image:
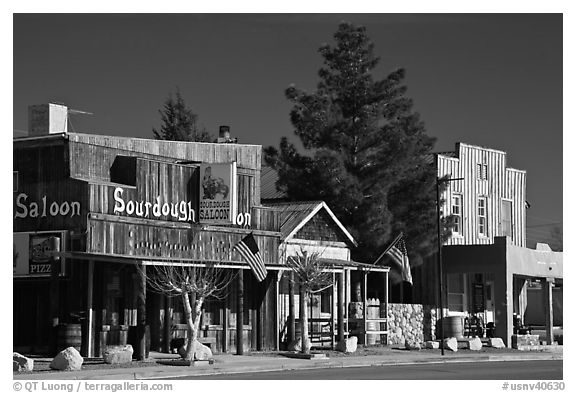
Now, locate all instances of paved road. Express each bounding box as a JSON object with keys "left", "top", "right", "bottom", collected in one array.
[{"left": 173, "top": 360, "right": 563, "bottom": 380}]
